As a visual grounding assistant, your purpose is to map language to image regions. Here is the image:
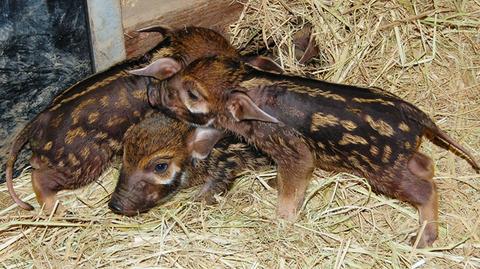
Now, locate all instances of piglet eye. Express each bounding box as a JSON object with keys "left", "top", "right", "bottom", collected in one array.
[
  {"left": 187, "top": 89, "right": 199, "bottom": 101},
  {"left": 154, "top": 163, "right": 168, "bottom": 173}
]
